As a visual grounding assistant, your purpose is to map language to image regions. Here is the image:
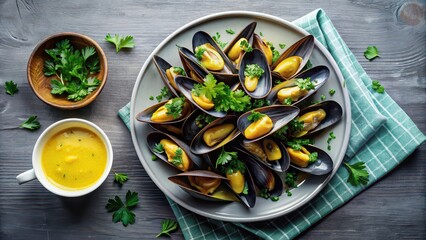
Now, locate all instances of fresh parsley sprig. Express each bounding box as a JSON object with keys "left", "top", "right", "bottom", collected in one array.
[
  {"left": 244, "top": 64, "right": 264, "bottom": 78},
  {"left": 364, "top": 46, "right": 379, "bottom": 60},
  {"left": 286, "top": 138, "right": 313, "bottom": 151},
  {"left": 165, "top": 97, "right": 185, "bottom": 119},
  {"left": 216, "top": 148, "right": 246, "bottom": 176},
  {"left": 344, "top": 161, "right": 369, "bottom": 186},
  {"left": 171, "top": 148, "right": 183, "bottom": 167},
  {"left": 105, "top": 34, "right": 135, "bottom": 53},
  {"left": 212, "top": 32, "right": 227, "bottom": 49},
  {"left": 19, "top": 116, "right": 41, "bottom": 131},
  {"left": 114, "top": 173, "right": 128, "bottom": 185},
  {"left": 247, "top": 110, "right": 266, "bottom": 122},
  {"left": 5, "top": 80, "right": 18, "bottom": 95},
  {"left": 153, "top": 143, "right": 164, "bottom": 154},
  {"left": 156, "top": 219, "right": 178, "bottom": 238},
  {"left": 295, "top": 77, "right": 315, "bottom": 90},
  {"left": 105, "top": 190, "right": 139, "bottom": 226},
  {"left": 195, "top": 113, "right": 216, "bottom": 128},
  {"left": 239, "top": 39, "right": 253, "bottom": 52}
]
